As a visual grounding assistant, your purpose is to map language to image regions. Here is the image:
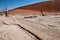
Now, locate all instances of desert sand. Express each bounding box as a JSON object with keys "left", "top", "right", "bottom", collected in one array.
[{"left": 0, "top": 14, "right": 60, "bottom": 40}]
